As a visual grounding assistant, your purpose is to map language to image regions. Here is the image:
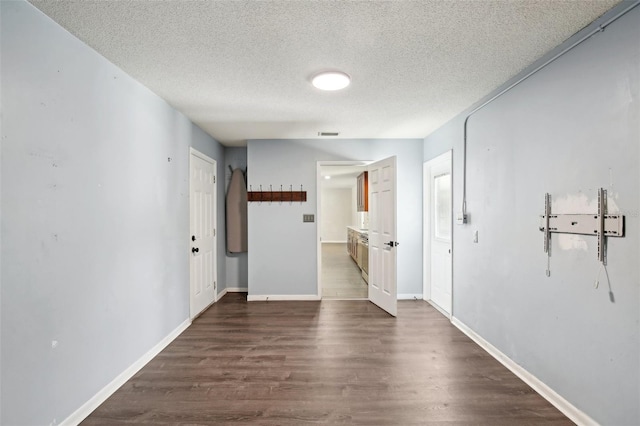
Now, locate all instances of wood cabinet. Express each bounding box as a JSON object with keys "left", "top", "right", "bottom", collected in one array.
[
  {"left": 356, "top": 172, "right": 368, "bottom": 212},
  {"left": 347, "top": 228, "right": 358, "bottom": 261},
  {"left": 347, "top": 228, "right": 368, "bottom": 284}
]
